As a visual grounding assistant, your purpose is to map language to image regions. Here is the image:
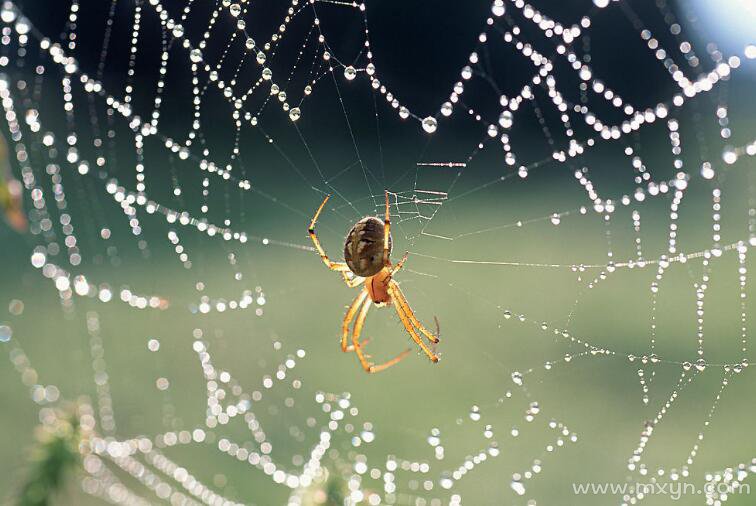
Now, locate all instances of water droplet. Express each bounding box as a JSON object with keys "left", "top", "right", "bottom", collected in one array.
[
  {"left": 0, "top": 6, "right": 17, "bottom": 24},
  {"left": 722, "top": 147, "right": 737, "bottom": 165},
  {"left": 695, "top": 358, "right": 707, "bottom": 371},
  {"left": 0, "top": 324, "right": 11, "bottom": 342},
  {"left": 511, "top": 371, "right": 523, "bottom": 386},
  {"left": 8, "top": 299, "right": 23, "bottom": 315},
  {"left": 31, "top": 251, "right": 46, "bottom": 268},
  {"left": 469, "top": 405, "right": 481, "bottom": 421},
  {"left": 365, "top": 63, "right": 375, "bottom": 76},
  {"left": 492, "top": 0, "right": 506, "bottom": 16},
  {"left": 156, "top": 377, "right": 170, "bottom": 390},
  {"left": 399, "top": 106, "right": 410, "bottom": 119},
  {"left": 289, "top": 107, "right": 301, "bottom": 122},
  {"left": 190, "top": 48, "right": 203, "bottom": 63},
  {"left": 483, "top": 424, "right": 494, "bottom": 438},
  {"left": 498, "top": 110, "right": 513, "bottom": 129},
  {"left": 700, "top": 161, "right": 715, "bottom": 179},
  {"left": 439, "top": 474, "right": 453, "bottom": 489},
  {"left": 361, "top": 430, "right": 375, "bottom": 443},
  {"left": 440, "top": 102, "right": 453, "bottom": 117},
  {"left": 262, "top": 68, "right": 272, "bottom": 80},
  {"left": 422, "top": 116, "right": 438, "bottom": 134},
  {"left": 511, "top": 476, "right": 526, "bottom": 495},
  {"left": 229, "top": 3, "right": 241, "bottom": 17},
  {"left": 344, "top": 65, "right": 357, "bottom": 81}
]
